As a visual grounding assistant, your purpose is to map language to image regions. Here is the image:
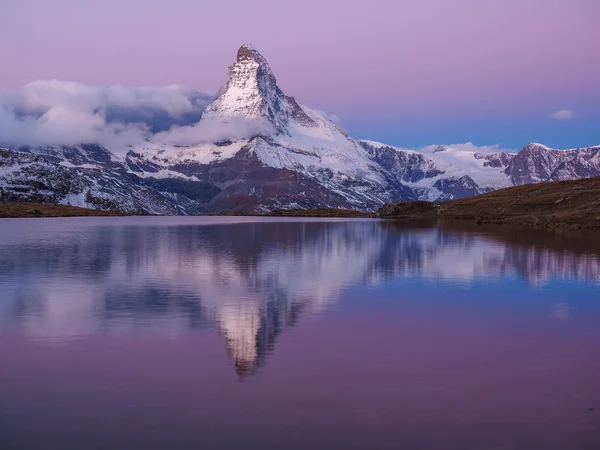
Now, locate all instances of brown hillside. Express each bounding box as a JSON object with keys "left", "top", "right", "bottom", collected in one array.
[
  {"left": 378, "top": 177, "right": 600, "bottom": 230},
  {"left": 0, "top": 202, "right": 124, "bottom": 218},
  {"left": 267, "top": 208, "right": 370, "bottom": 218}
]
